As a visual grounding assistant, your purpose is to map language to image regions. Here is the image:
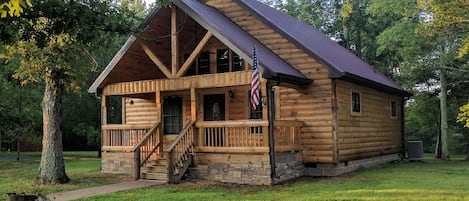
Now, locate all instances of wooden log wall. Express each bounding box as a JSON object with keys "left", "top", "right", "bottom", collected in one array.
[
  {"left": 124, "top": 95, "right": 158, "bottom": 124},
  {"left": 206, "top": 0, "right": 335, "bottom": 163},
  {"left": 335, "top": 80, "right": 403, "bottom": 161}
]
